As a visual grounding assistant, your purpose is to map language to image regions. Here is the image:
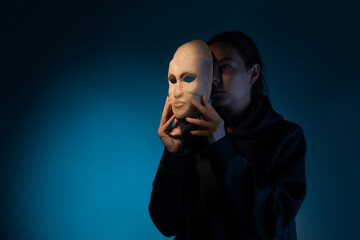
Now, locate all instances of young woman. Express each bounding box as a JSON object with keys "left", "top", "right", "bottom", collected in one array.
[{"left": 149, "top": 31, "right": 307, "bottom": 240}]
